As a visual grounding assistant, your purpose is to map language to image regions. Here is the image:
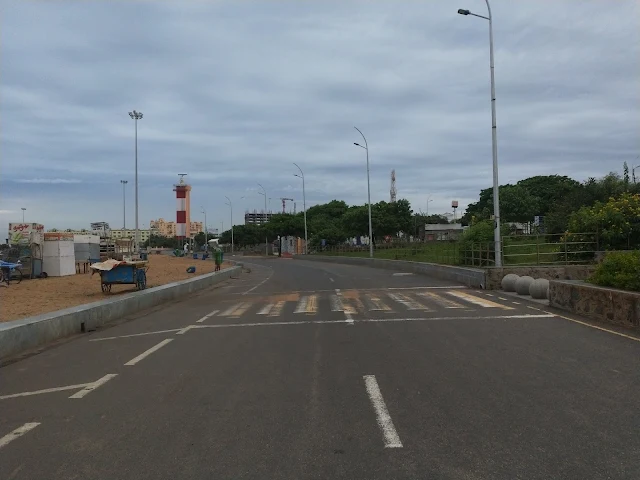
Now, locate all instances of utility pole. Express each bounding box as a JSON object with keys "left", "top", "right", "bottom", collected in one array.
[
  {"left": 120, "top": 180, "right": 128, "bottom": 229},
  {"left": 225, "top": 196, "right": 234, "bottom": 254}
]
